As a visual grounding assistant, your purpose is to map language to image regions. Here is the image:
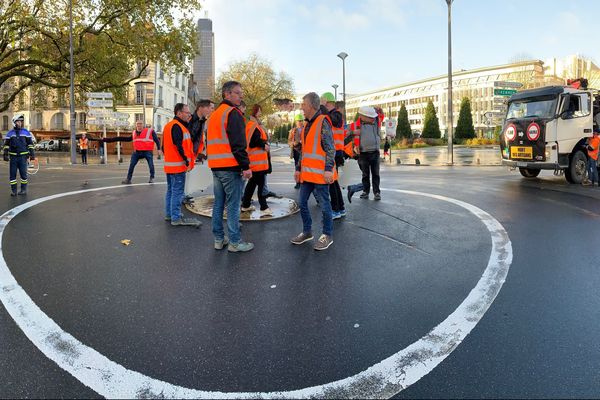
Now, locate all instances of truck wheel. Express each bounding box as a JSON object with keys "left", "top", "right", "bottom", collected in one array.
[
  {"left": 564, "top": 168, "right": 574, "bottom": 183},
  {"left": 519, "top": 168, "right": 540, "bottom": 178},
  {"left": 567, "top": 150, "right": 587, "bottom": 184}
]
